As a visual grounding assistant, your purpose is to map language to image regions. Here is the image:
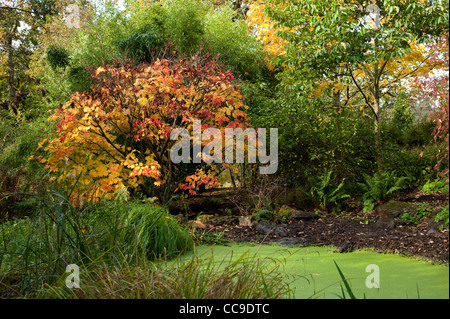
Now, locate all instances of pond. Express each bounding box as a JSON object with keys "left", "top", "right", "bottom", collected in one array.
[{"left": 186, "top": 243, "right": 449, "bottom": 299}]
